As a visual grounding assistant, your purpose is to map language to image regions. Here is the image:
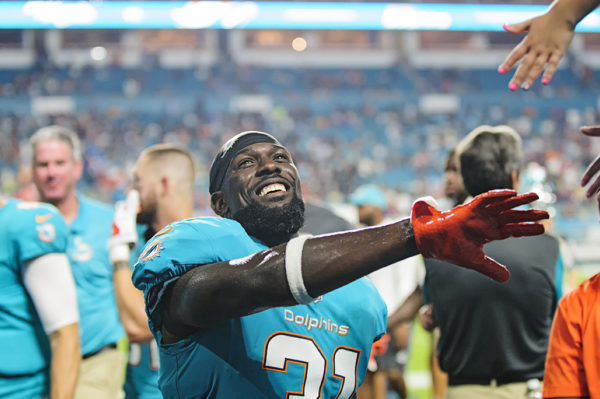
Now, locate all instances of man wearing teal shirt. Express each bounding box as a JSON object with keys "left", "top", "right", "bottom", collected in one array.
[
  {"left": 109, "top": 144, "right": 197, "bottom": 398},
  {"left": 0, "top": 197, "right": 80, "bottom": 399},
  {"left": 30, "top": 125, "right": 125, "bottom": 399}
]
